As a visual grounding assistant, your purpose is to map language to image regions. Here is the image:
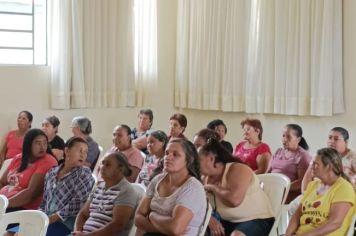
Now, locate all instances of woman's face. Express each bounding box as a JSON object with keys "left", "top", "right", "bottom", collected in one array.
[
  {"left": 282, "top": 127, "right": 300, "bottom": 150},
  {"left": 169, "top": 119, "right": 184, "bottom": 137},
  {"left": 17, "top": 112, "right": 31, "bottom": 130},
  {"left": 215, "top": 125, "right": 226, "bottom": 141},
  {"left": 164, "top": 142, "right": 187, "bottom": 174},
  {"left": 100, "top": 155, "right": 120, "bottom": 180},
  {"left": 198, "top": 151, "right": 214, "bottom": 176},
  {"left": 311, "top": 155, "right": 328, "bottom": 179},
  {"left": 65, "top": 142, "right": 88, "bottom": 167},
  {"left": 147, "top": 135, "right": 164, "bottom": 156},
  {"left": 41, "top": 120, "right": 57, "bottom": 138},
  {"left": 112, "top": 126, "right": 131, "bottom": 150},
  {"left": 138, "top": 113, "right": 151, "bottom": 132},
  {"left": 327, "top": 130, "right": 347, "bottom": 155},
  {"left": 31, "top": 135, "right": 48, "bottom": 159},
  {"left": 193, "top": 135, "right": 206, "bottom": 150},
  {"left": 242, "top": 124, "right": 259, "bottom": 142},
  {"left": 71, "top": 126, "right": 82, "bottom": 137}
]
